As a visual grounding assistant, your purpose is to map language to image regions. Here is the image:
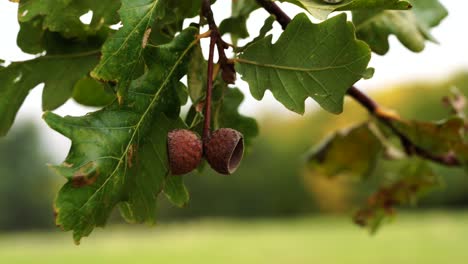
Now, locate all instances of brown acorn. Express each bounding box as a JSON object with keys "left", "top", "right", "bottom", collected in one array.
[
  {"left": 204, "top": 128, "right": 244, "bottom": 175},
  {"left": 167, "top": 129, "right": 203, "bottom": 175}
]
